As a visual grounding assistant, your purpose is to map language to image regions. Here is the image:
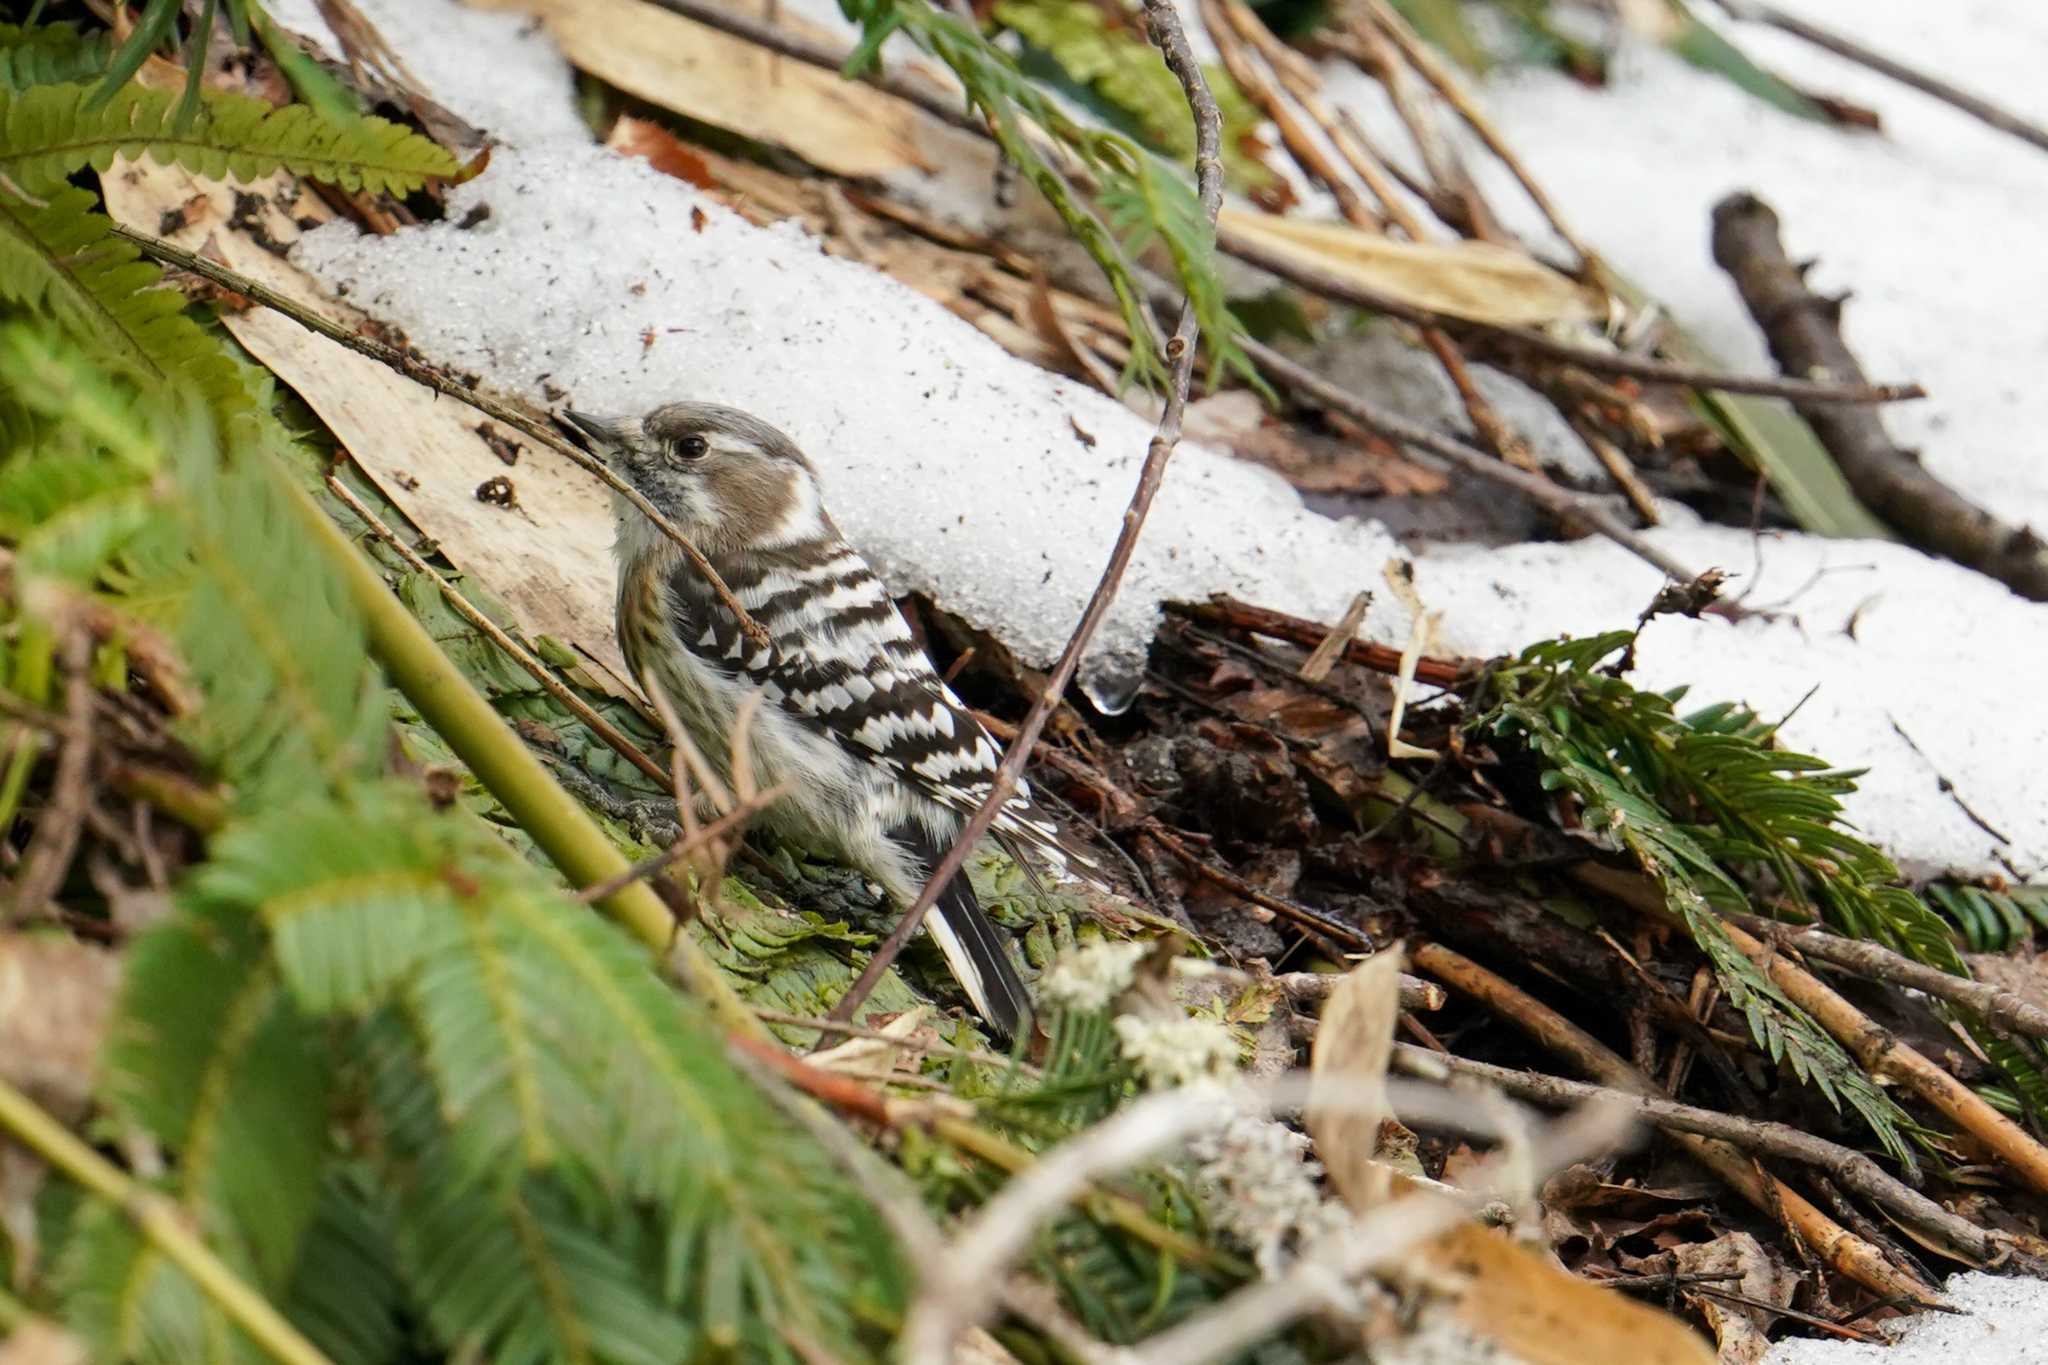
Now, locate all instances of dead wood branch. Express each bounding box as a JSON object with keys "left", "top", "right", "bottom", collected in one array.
[
  {"left": 1410, "top": 941, "right": 1939, "bottom": 1302},
  {"left": 1568, "top": 858, "right": 2048, "bottom": 1200},
  {"left": 1390, "top": 1044, "right": 1998, "bottom": 1264},
  {"left": 1709, "top": 193, "right": 2048, "bottom": 600},
  {"left": 826, "top": 0, "right": 1225, "bottom": 1029},
  {"left": 1729, "top": 912, "right": 2048, "bottom": 1041},
  {"left": 1168, "top": 598, "right": 1472, "bottom": 686}
]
